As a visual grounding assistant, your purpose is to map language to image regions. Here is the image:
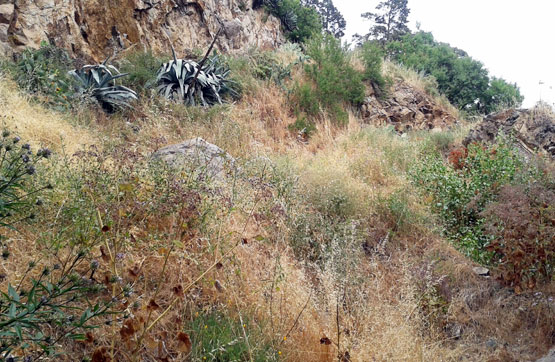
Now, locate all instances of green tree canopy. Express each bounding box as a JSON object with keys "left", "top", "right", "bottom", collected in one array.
[
  {"left": 358, "top": 0, "right": 410, "bottom": 45},
  {"left": 386, "top": 31, "right": 523, "bottom": 113},
  {"left": 301, "top": 0, "right": 346, "bottom": 38}
]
